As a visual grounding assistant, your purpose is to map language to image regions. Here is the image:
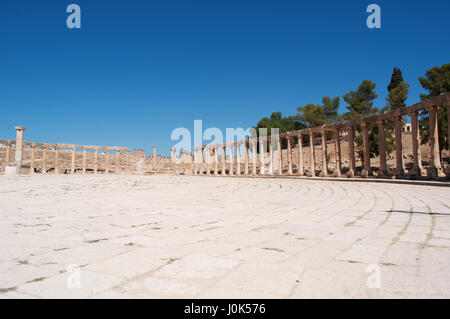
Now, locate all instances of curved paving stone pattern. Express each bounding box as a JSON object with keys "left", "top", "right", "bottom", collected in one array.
[{"left": 1, "top": 174, "right": 449, "bottom": 298}]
